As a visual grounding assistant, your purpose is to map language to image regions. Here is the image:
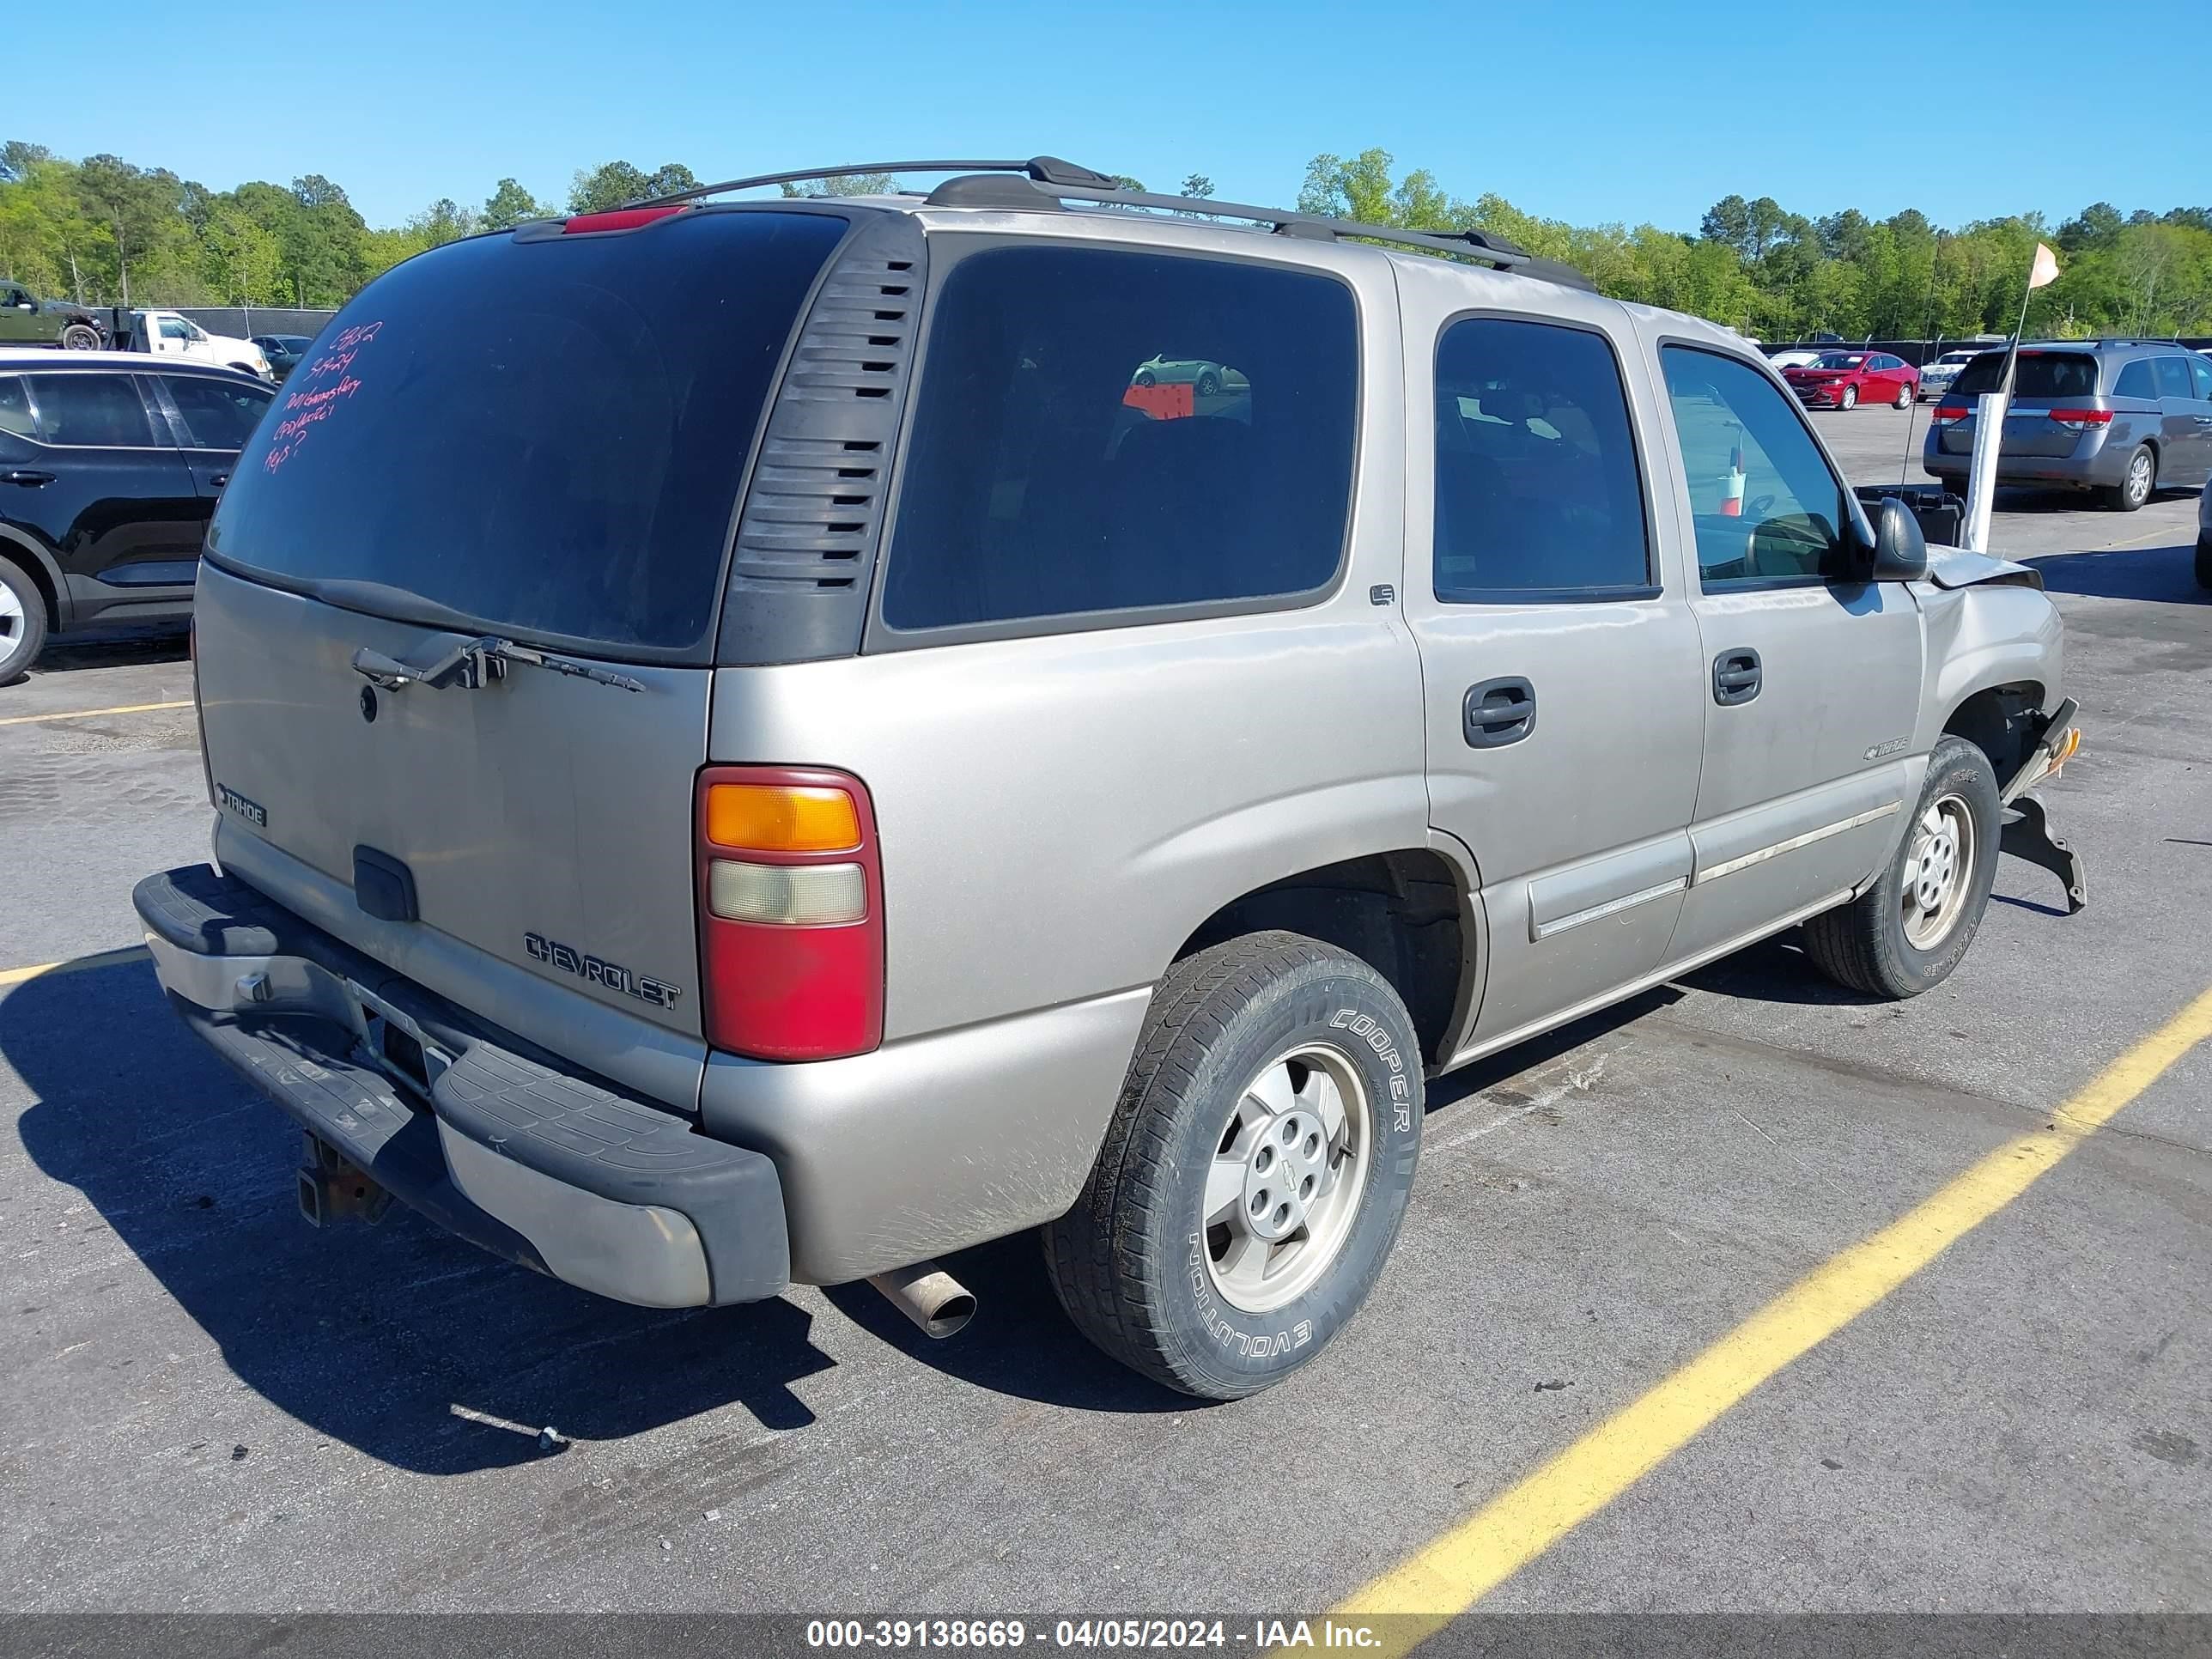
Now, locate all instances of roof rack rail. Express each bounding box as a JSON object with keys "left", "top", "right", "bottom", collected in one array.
[
  {"left": 629, "top": 156, "right": 1118, "bottom": 210},
  {"left": 636, "top": 155, "right": 1592, "bottom": 289}
]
